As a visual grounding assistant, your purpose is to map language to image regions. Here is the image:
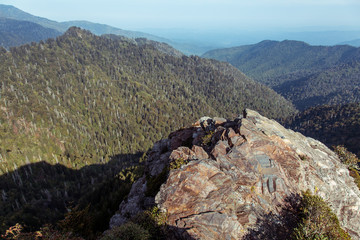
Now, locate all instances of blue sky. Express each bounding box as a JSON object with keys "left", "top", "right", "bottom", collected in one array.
[{"left": 2, "top": 0, "right": 360, "bottom": 31}]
